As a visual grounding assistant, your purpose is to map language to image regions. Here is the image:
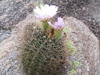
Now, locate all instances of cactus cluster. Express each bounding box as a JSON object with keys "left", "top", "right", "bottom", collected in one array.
[
  {"left": 22, "top": 24, "right": 68, "bottom": 75},
  {"left": 21, "top": 2, "right": 77, "bottom": 75}
]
